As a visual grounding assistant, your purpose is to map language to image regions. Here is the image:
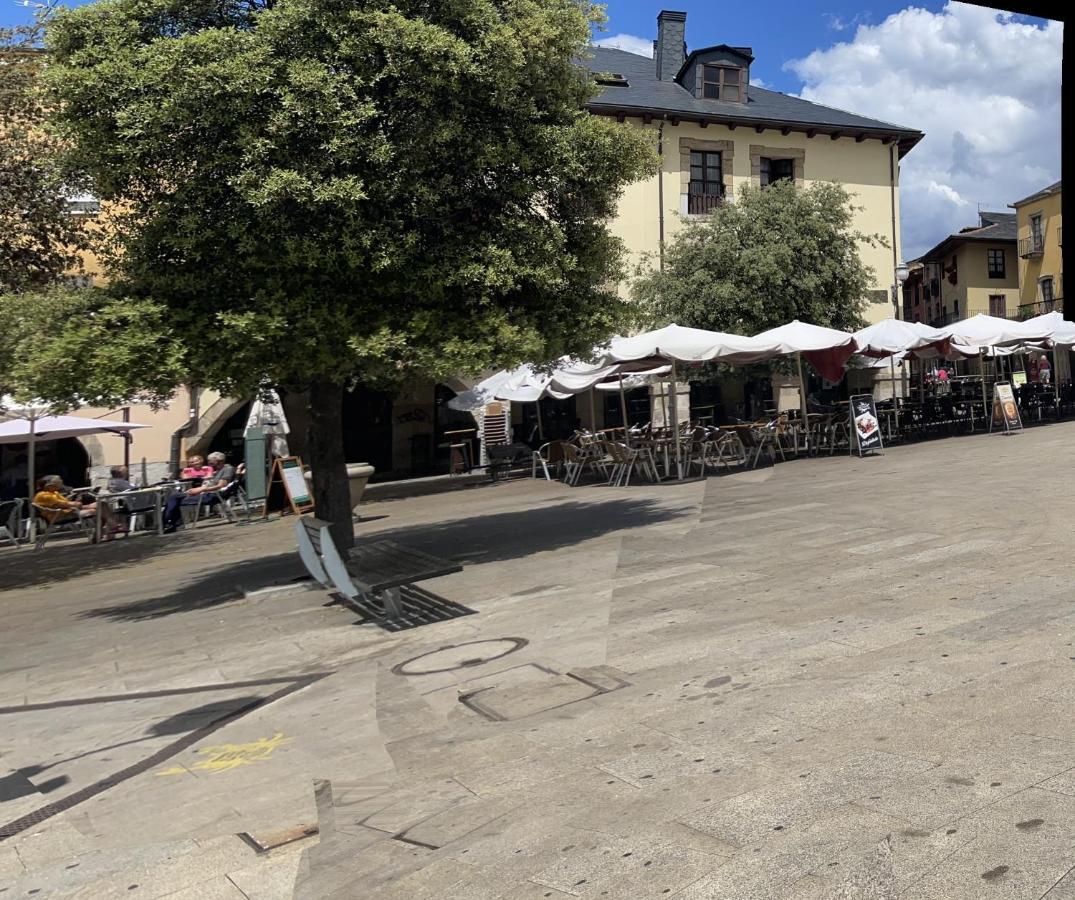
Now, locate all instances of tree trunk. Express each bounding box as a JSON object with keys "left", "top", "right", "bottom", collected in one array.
[{"left": 306, "top": 381, "right": 353, "bottom": 549}]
